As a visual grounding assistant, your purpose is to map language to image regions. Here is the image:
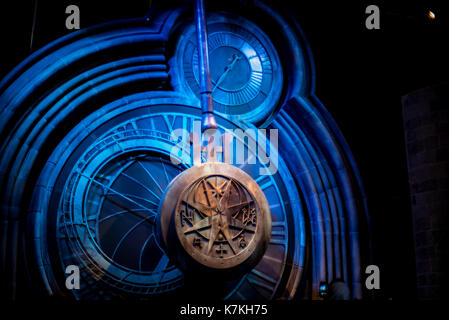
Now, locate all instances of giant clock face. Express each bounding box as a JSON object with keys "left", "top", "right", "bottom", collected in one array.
[
  {"left": 171, "top": 13, "right": 283, "bottom": 124},
  {"left": 158, "top": 162, "right": 272, "bottom": 275},
  {"left": 30, "top": 94, "right": 304, "bottom": 299}
]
